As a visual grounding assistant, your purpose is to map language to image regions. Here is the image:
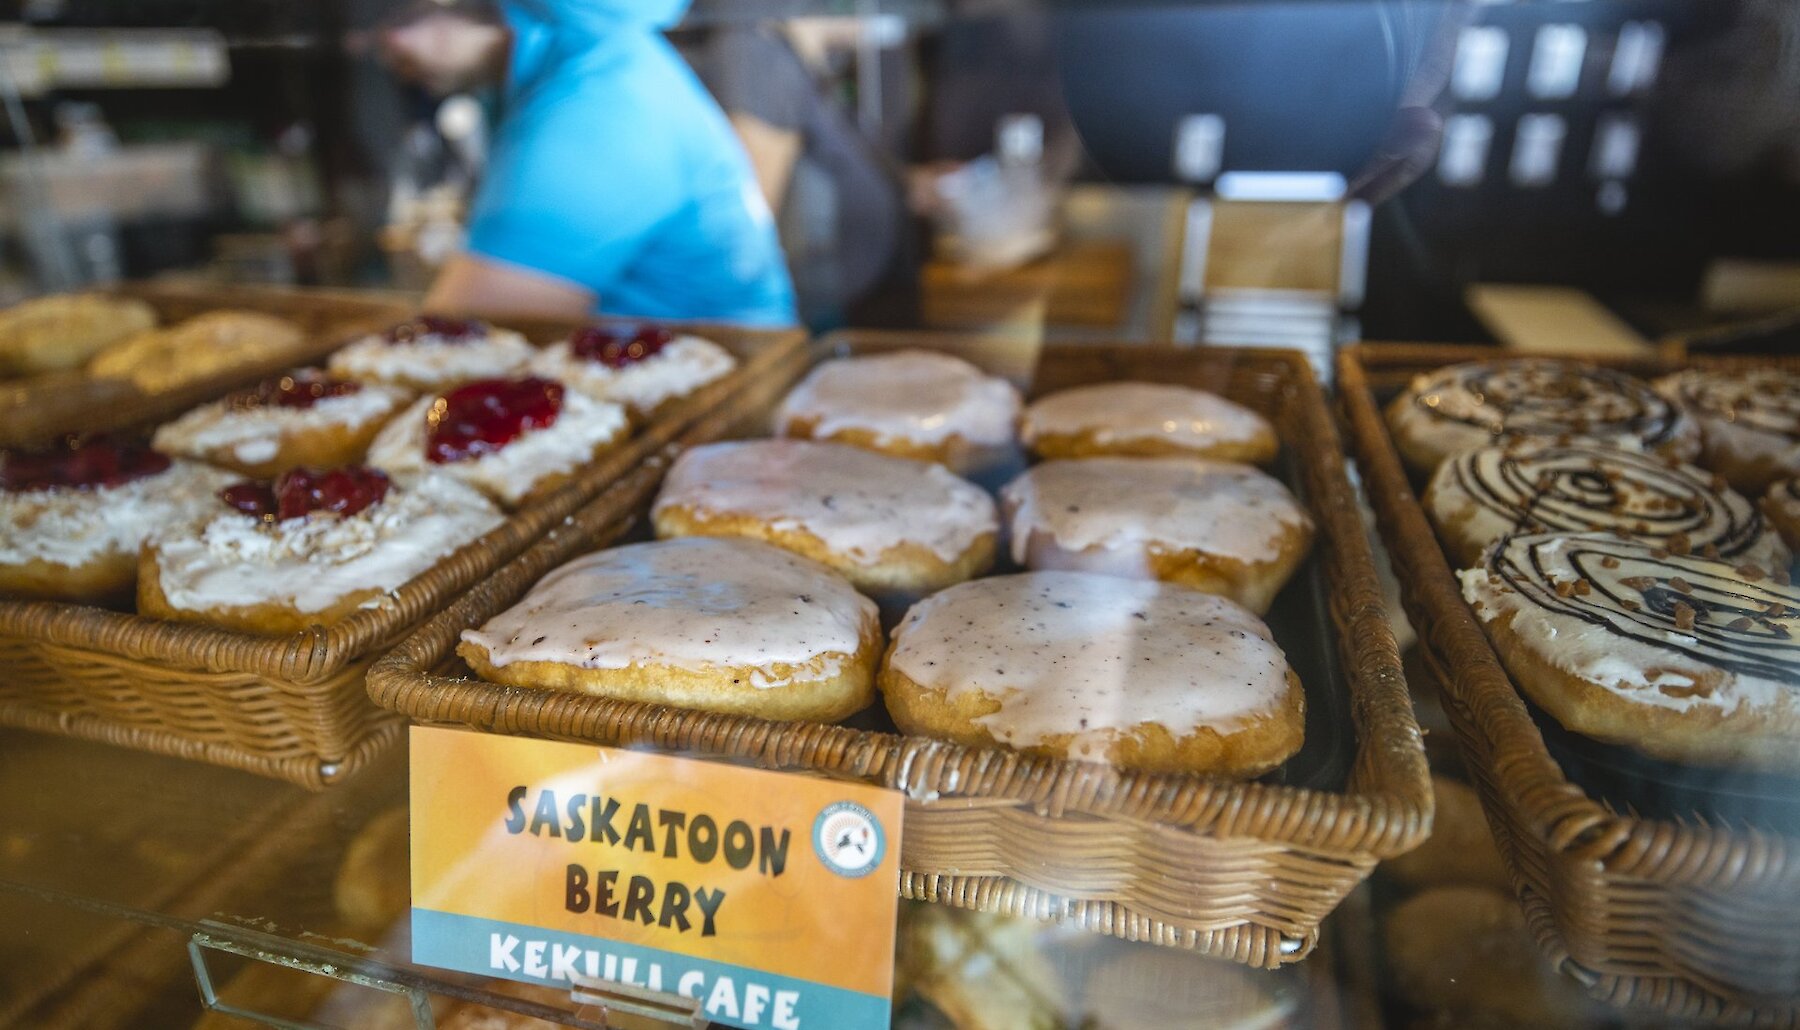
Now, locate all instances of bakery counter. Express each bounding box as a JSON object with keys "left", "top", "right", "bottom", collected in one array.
[{"left": 0, "top": 727, "right": 1365, "bottom": 1029}]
